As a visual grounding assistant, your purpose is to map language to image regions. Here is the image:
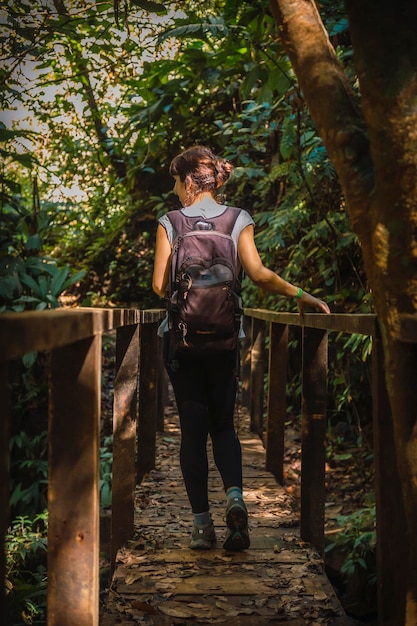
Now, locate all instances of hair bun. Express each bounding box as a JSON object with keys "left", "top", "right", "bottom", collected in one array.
[{"left": 215, "top": 158, "right": 234, "bottom": 186}]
